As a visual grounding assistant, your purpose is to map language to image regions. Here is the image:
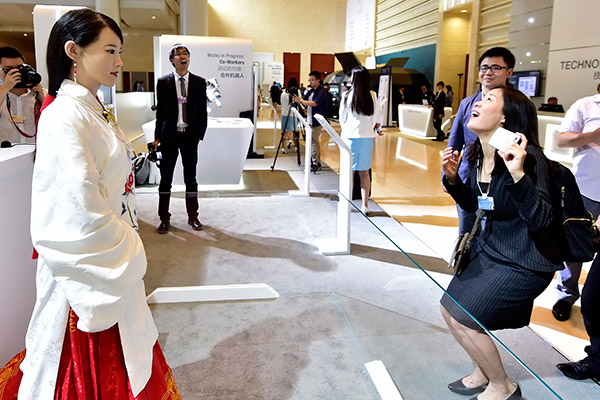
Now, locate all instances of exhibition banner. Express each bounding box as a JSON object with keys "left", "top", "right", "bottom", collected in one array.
[
  {"left": 156, "top": 35, "right": 253, "bottom": 118},
  {"left": 545, "top": 0, "right": 600, "bottom": 109}
]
